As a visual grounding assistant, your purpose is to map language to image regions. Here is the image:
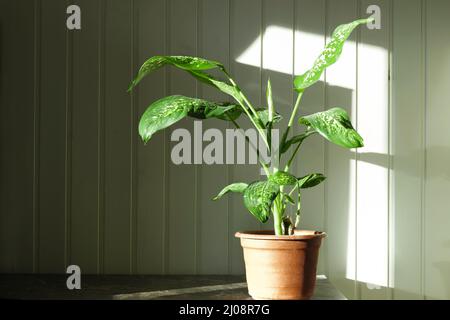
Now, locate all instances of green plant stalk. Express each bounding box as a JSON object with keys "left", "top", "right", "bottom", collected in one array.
[
  {"left": 271, "top": 91, "right": 304, "bottom": 235},
  {"left": 279, "top": 91, "right": 304, "bottom": 161},
  {"left": 295, "top": 189, "right": 302, "bottom": 227},
  {"left": 272, "top": 197, "right": 283, "bottom": 236},
  {"left": 223, "top": 72, "right": 270, "bottom": 149},
  {"left": 230, "top": 118, "right": 270, "bottom": 176}
]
